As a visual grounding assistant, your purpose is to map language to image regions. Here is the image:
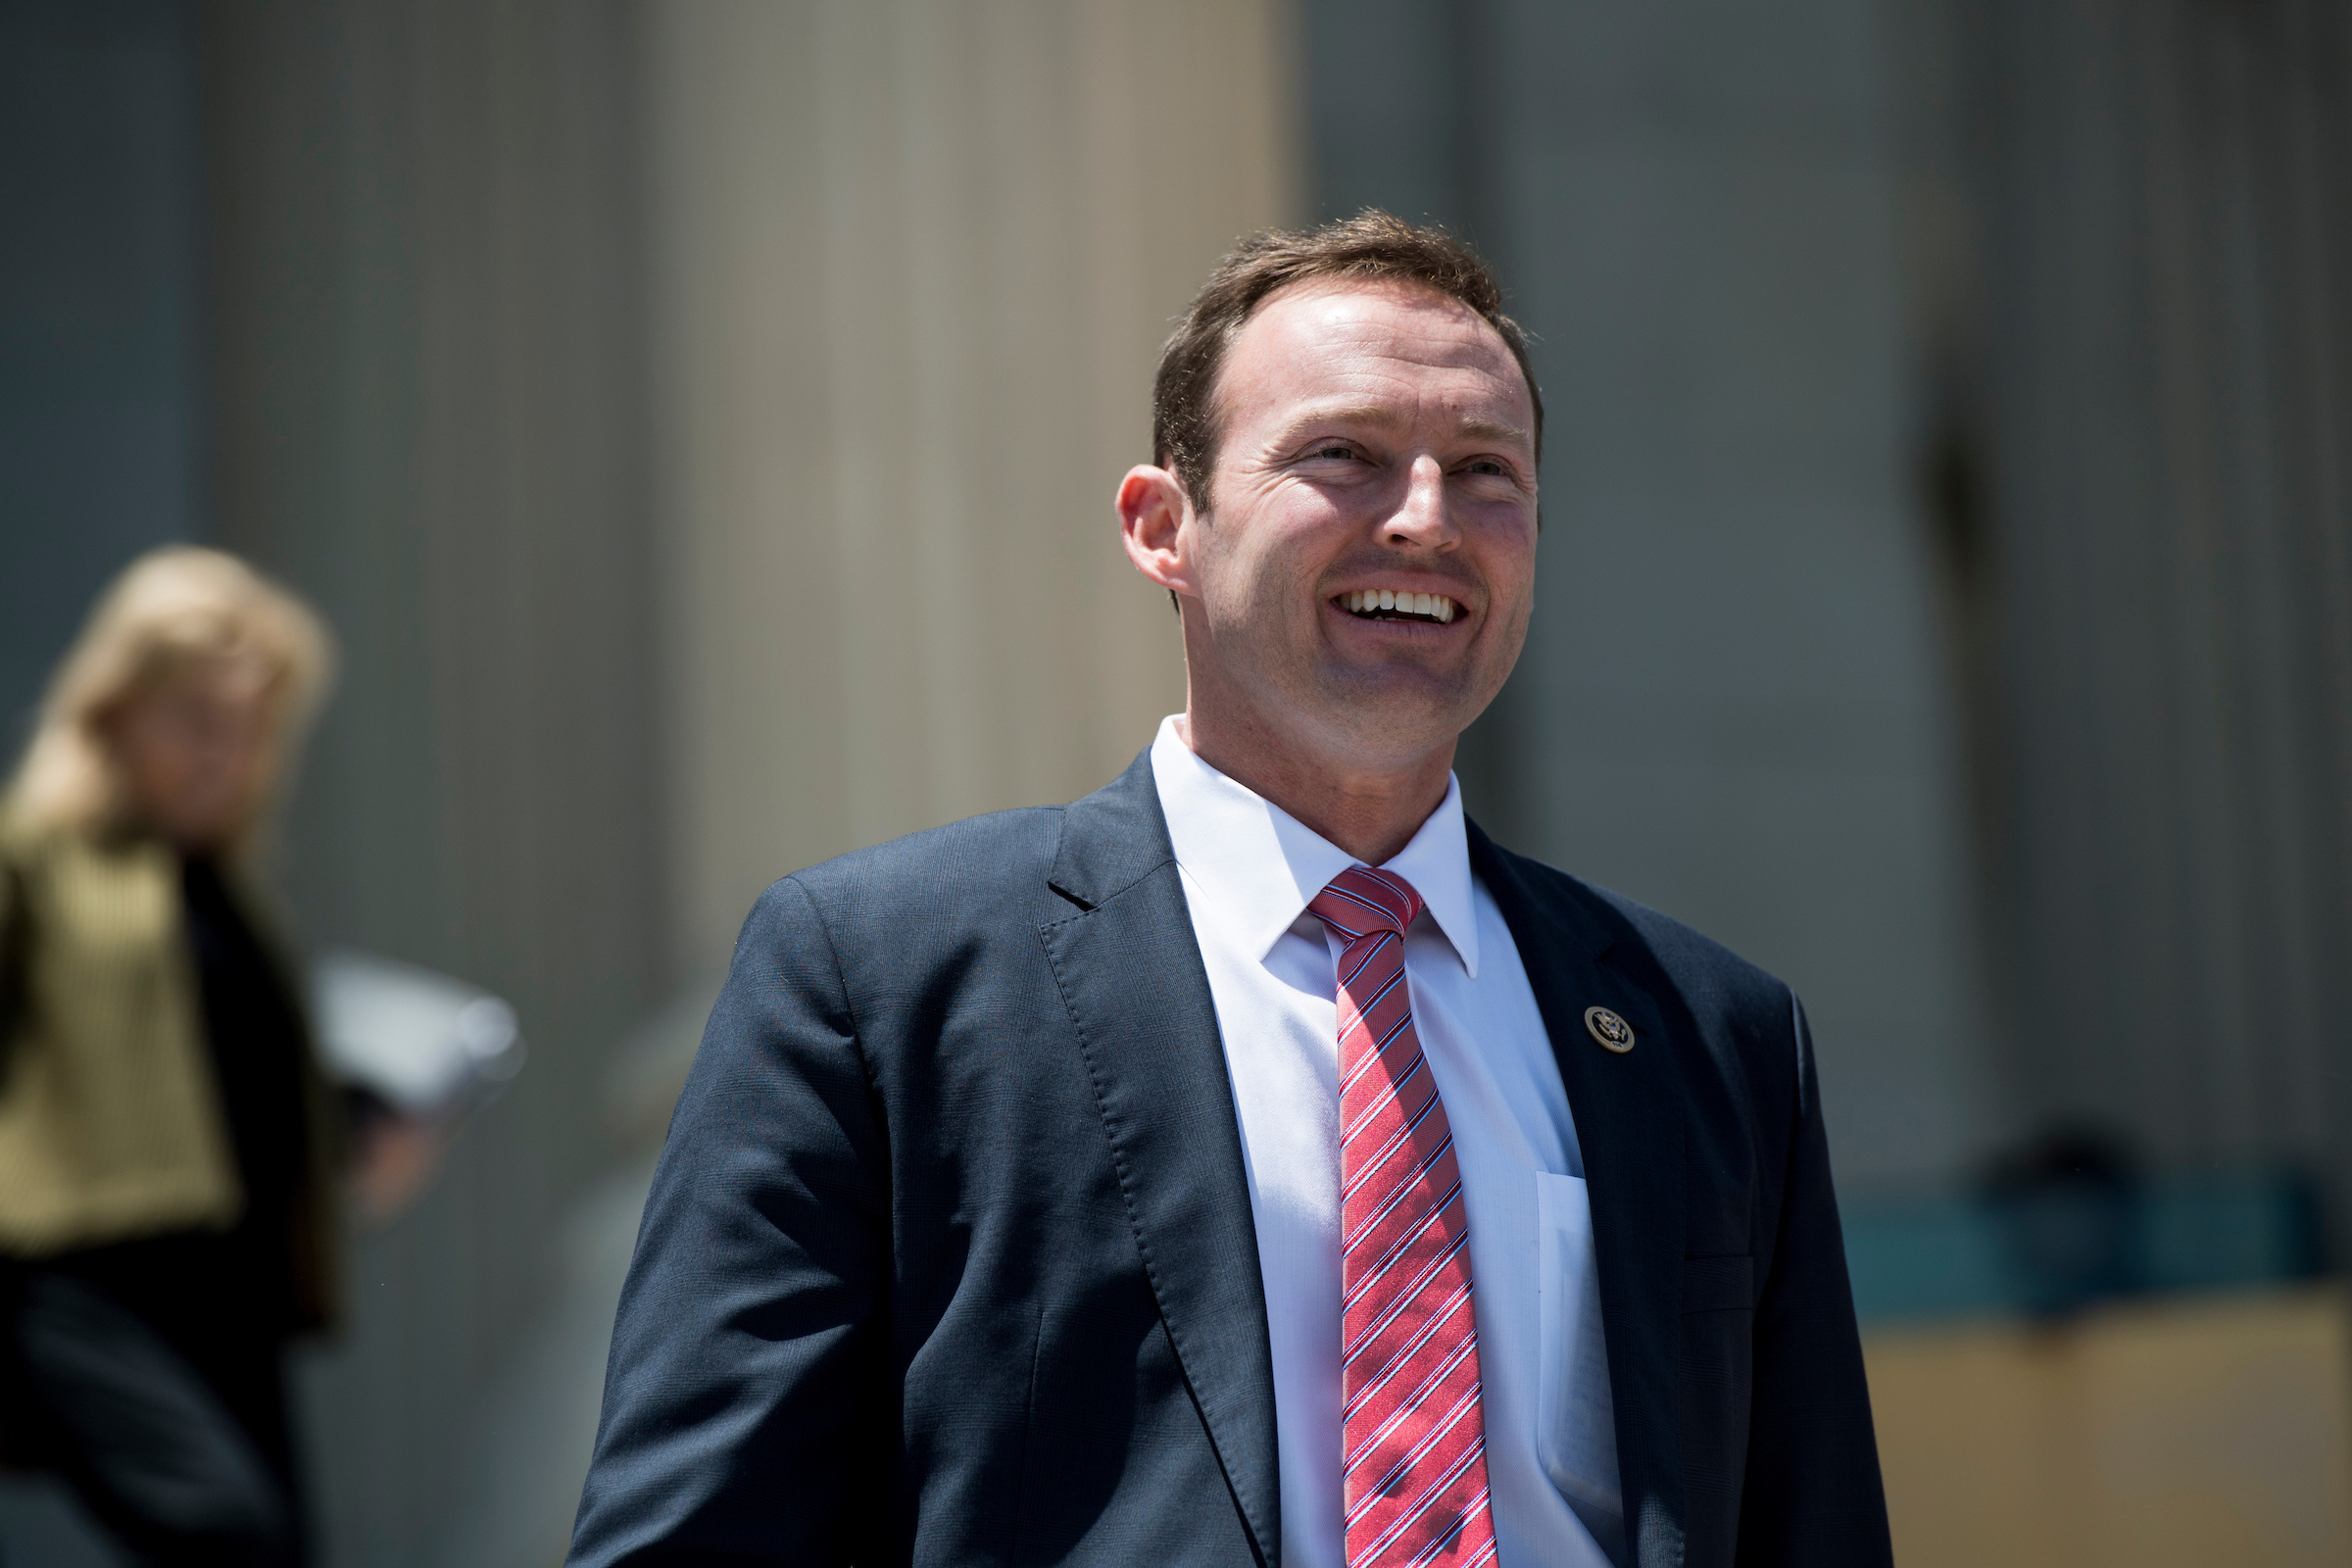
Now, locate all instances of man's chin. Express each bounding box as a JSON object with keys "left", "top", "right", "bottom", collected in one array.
[{"left": 1297, "top": 681, "right": 1489, "bottom": 769}]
